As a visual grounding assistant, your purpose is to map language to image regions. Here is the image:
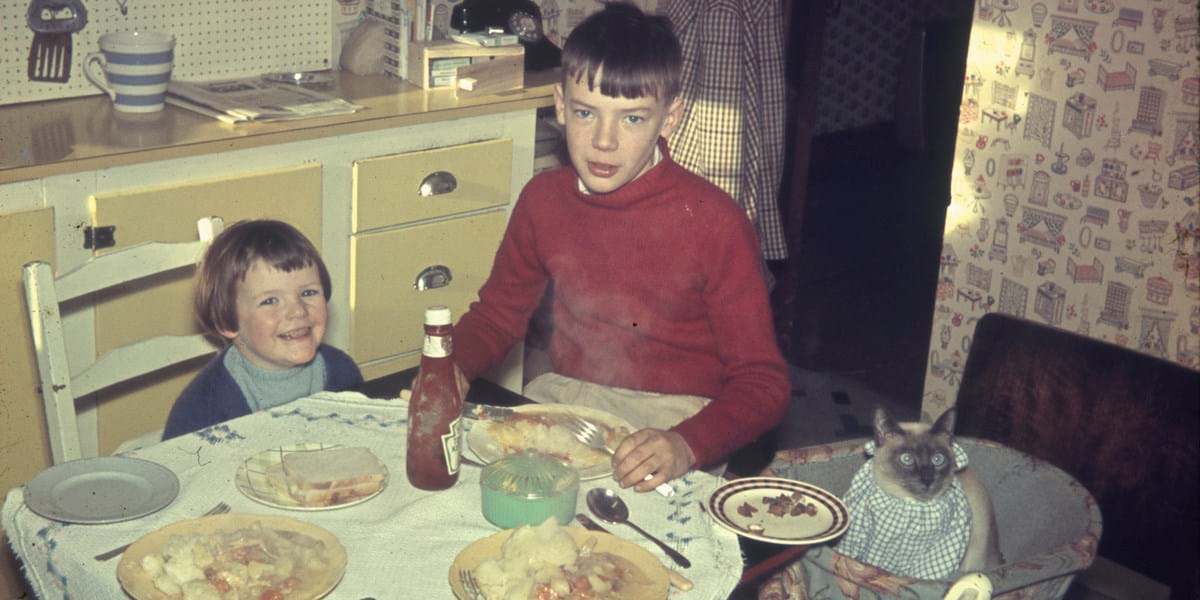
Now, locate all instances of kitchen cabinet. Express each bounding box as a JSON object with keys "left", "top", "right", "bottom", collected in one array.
[
  {"left": 351, "top": 138, "right": 514, "bottom": 379},
  {"left": 0, "top": 67, "right": 554, "bottom": 600},
  {"left": 0, "top": 73, "right": 554, "bottom": 523},
  {"left": 352, "top": 211, "right": 508, "bottom": 379}
]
